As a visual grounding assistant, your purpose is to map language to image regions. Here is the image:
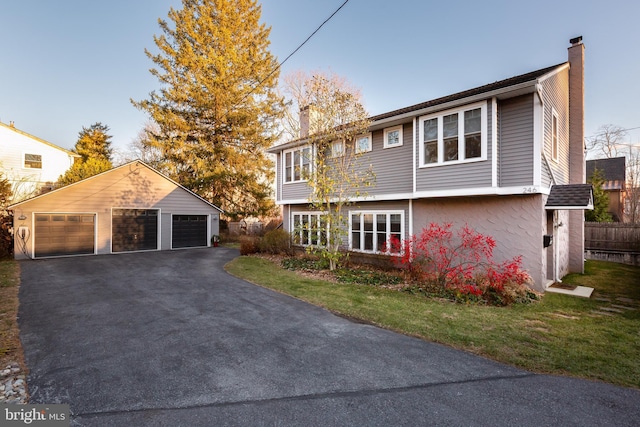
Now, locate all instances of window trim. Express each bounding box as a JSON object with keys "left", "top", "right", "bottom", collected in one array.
[
  {"left": 283, "top": 145, "right": 311, "bottom": 184},
  {"left": 418, "top": 101, "right": 487, "bottom": 168},
  {"left": 330, "top": 140, "right": 345, "bottom": 158},
  {"left": 355, "top": 133, "right": 372, "bottom": 154},
  {"left": 349, "top": 210, "right": 404, "bottom": 255},
  {"left": 383, "top": 125, "right": 403, "bottom": 149},
  {"left": 551, "top": 108, "right": 559, "bottom": 162},
  {"left": 23, "top": 153, "right": 43, "bottom": 169},
  {"left": 291, "top": 211, "right": 328, "bottom": 247}
]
